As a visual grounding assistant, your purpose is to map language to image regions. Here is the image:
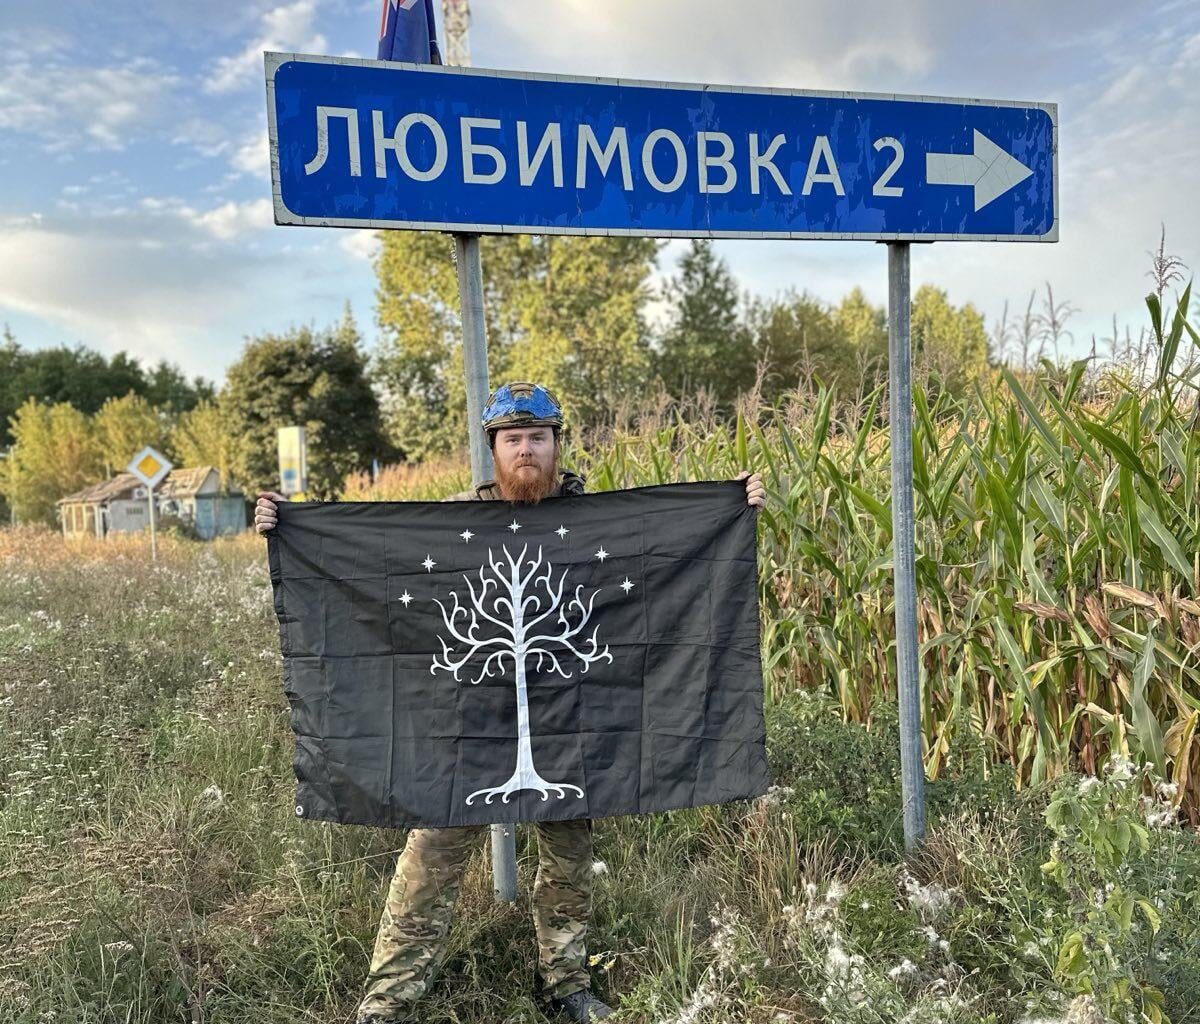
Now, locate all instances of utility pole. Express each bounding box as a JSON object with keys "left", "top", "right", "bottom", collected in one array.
[
  {"left": 440, "top": 0, "right": 517, "bottom": 904},
  {"left": 441, "top": 0, "right": 471, "bottom": 68}
]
